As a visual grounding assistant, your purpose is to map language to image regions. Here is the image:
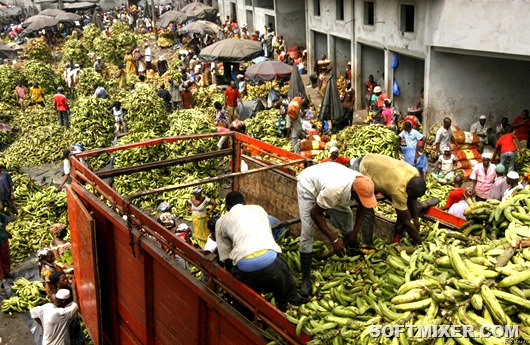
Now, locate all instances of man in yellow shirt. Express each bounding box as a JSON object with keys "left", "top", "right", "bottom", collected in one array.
[
  {"left": 351, "top": 153, "right": 426, "bottom": 244},
  {"left": 30, "top": 82, "right": 45, "bottom": 107}
]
